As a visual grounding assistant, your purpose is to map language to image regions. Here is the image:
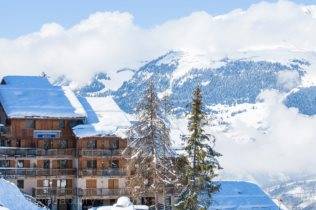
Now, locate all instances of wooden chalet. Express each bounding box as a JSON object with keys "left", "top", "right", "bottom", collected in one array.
[{"left": 0, "top": 76, "right": 130, "bottom": 210}]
